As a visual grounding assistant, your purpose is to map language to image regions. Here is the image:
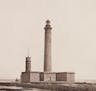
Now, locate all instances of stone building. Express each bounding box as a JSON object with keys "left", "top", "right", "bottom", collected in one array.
[{"left": 21, "top": 20, "right": 75, "bottom": 83}]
